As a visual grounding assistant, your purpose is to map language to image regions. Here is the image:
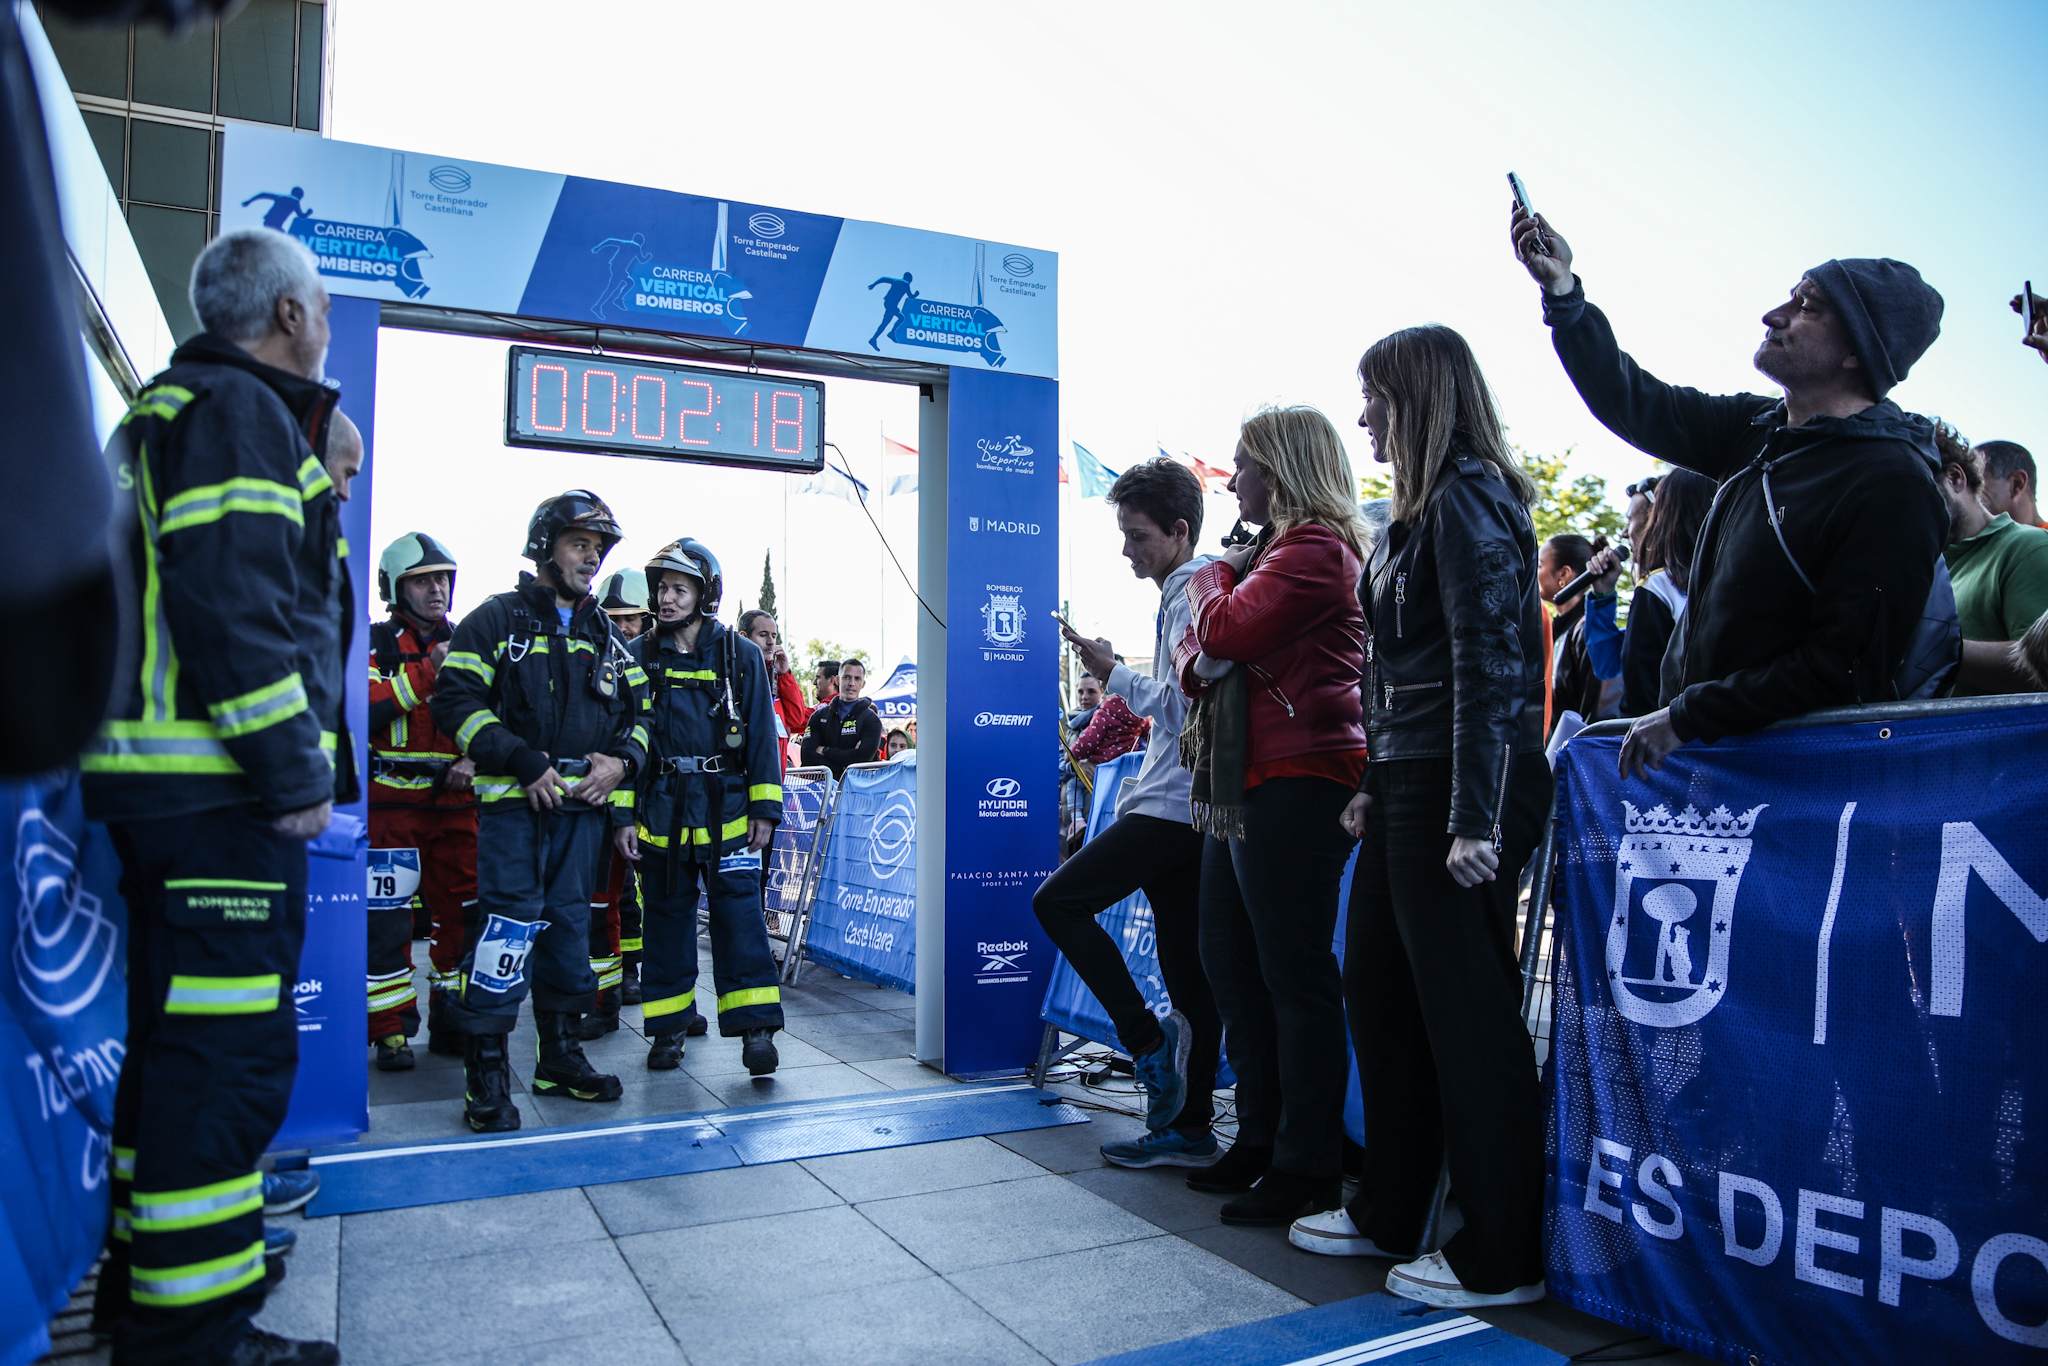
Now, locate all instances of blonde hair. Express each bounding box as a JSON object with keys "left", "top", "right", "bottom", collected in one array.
[
  {"left": 1357, "top": 325, "right": 1536, "bottom": 522},
  {"left": 1237, "top": 405, "right": 1368, "bottom": 559}
]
